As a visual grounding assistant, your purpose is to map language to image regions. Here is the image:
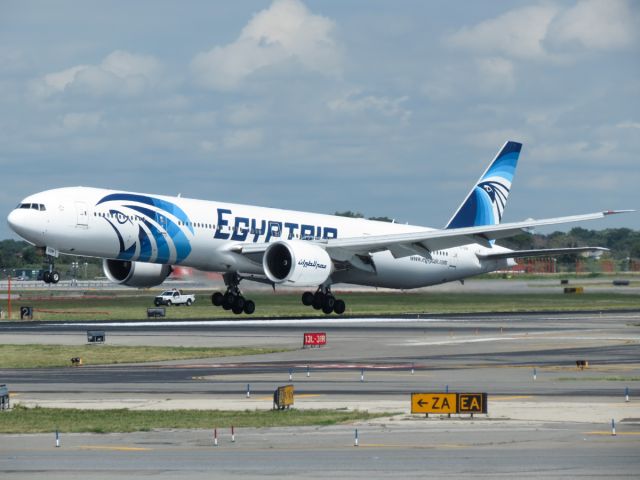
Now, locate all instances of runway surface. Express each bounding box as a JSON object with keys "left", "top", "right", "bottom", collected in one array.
[{"left": 1, "top": 311, "right": 639, "bottom": 478}]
